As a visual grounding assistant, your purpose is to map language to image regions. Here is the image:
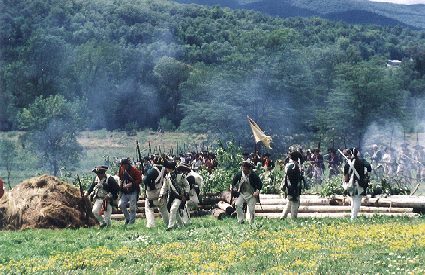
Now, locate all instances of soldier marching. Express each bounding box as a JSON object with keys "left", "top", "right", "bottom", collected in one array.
[{"left": 81, "top": 138, "right": 423, "bottom": 229}]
